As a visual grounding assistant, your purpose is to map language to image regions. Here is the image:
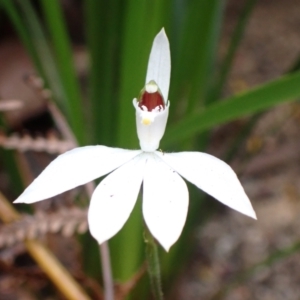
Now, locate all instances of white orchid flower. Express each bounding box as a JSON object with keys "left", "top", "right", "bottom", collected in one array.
[{"left": 15, "top": 29, "right": 256, "bottom": 251}]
